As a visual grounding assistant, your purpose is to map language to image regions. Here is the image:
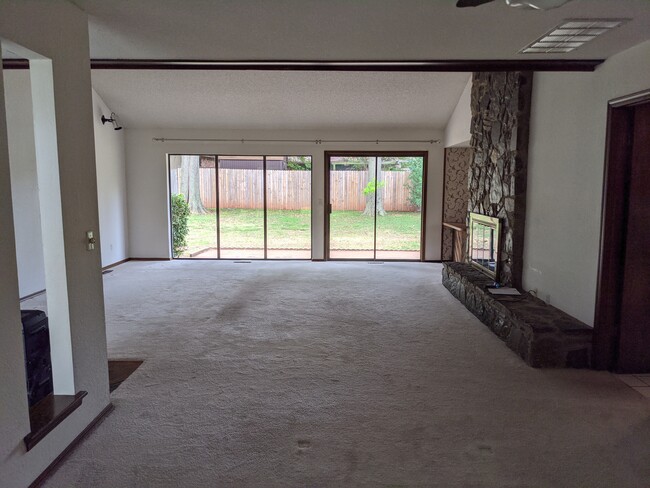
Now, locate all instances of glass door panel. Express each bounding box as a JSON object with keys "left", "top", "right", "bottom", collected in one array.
[
  {"left": 375, "top": 156, "right": 423, "bottom": 260},
  {"left": 218, "top": 156, "right": 265, "bottom": 259},
  {"left": 329, "top": 156, "right": 375, "bottom": 259},
  {"left": 266, "top": 156, "right": 312, "bottom": 259},
  {"left": 169, "top": 155, "right": 217, "bottom": 258}
]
